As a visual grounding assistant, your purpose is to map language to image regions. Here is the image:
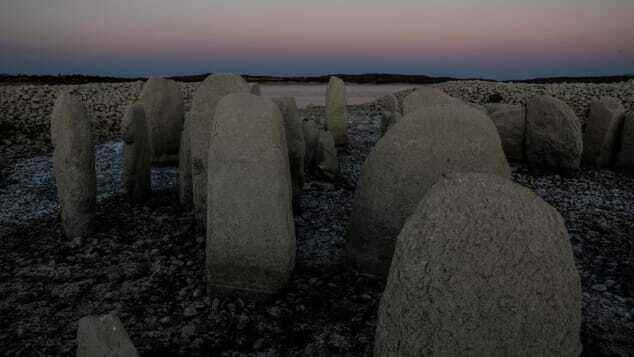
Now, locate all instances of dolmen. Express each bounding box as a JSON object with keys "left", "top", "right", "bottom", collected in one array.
[
  {"left": 273, "top": 97, "right": 306, "bottom": 196},
  {"left": 190, "top": 74, "right": 250, "bottom": 222},
  {"left": 374, "top": 173, "right": 582, "bottom": 356},
  {"left": 138, "top": 77, "right": 184, "bottom": 164},
  {"left": 207, "top": 93, "right": 296, "bottom": 296},
  {"left": 325, "top": 76, "right": 348, "bottom": 146},
  {"left": 50, "top": 91, "right": 96, "bottom": 238},
  {"left": 77, "top": 314, "right": 139, "bottom": 357},
  {"left": 122, "top": 103, "right": 151, "bottom": 202},
  {"left": 347, "top": 101, "right": 511, "bottom": 277},
  {"left": 583, "top": 97, "right": 626, "bottom": 168}
]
